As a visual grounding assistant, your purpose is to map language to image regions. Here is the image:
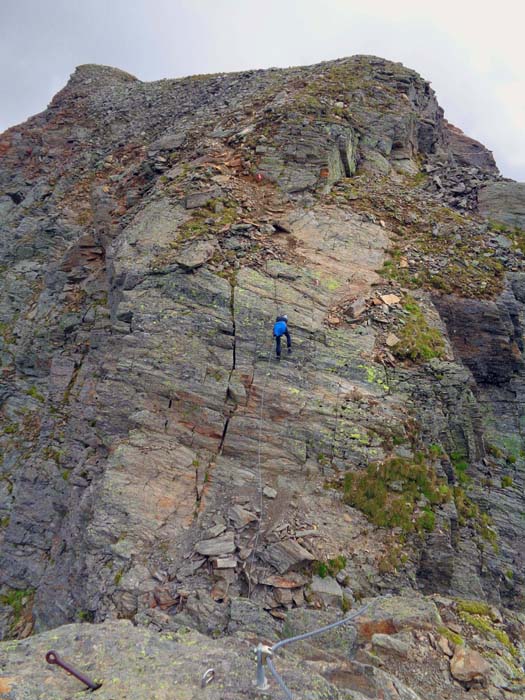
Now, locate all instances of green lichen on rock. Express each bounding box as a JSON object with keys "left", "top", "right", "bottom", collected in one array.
[{"left": 0, "top": 618, "right": 366, "bottom": 699}]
